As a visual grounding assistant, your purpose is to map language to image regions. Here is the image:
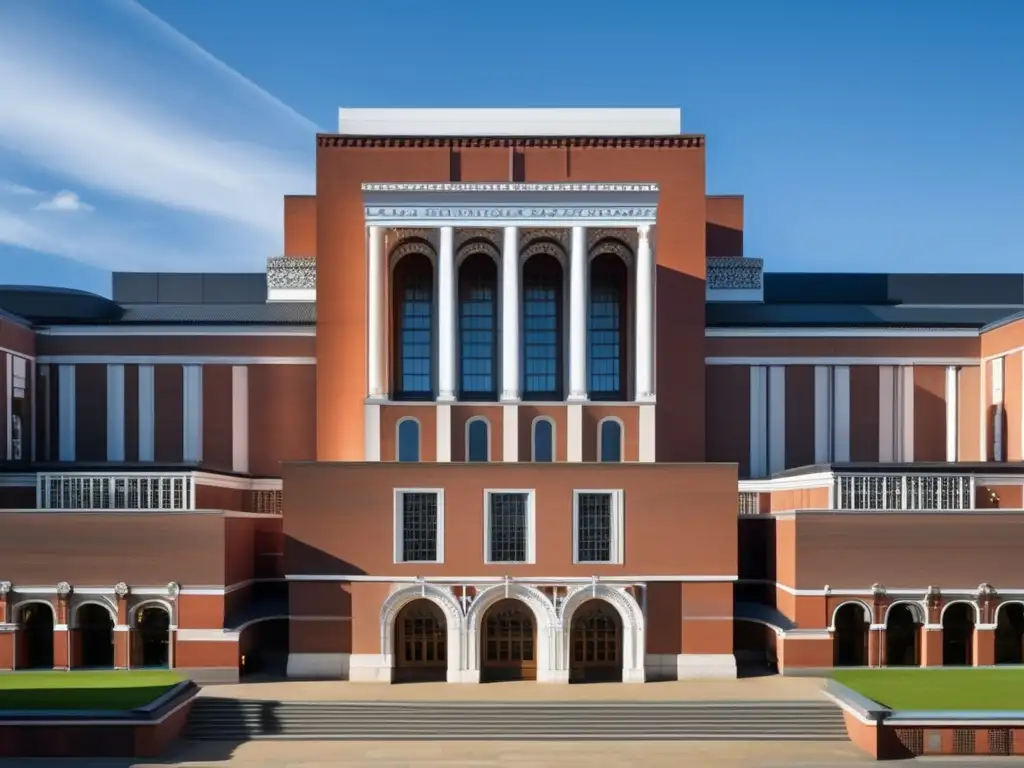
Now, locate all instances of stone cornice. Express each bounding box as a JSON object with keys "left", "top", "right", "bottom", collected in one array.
[
  {"left": 318, "top": 135, "right": 703, "bottom": 149},
  {"left": 362, "top": 182, "right": 658, "bottom": 193}
]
